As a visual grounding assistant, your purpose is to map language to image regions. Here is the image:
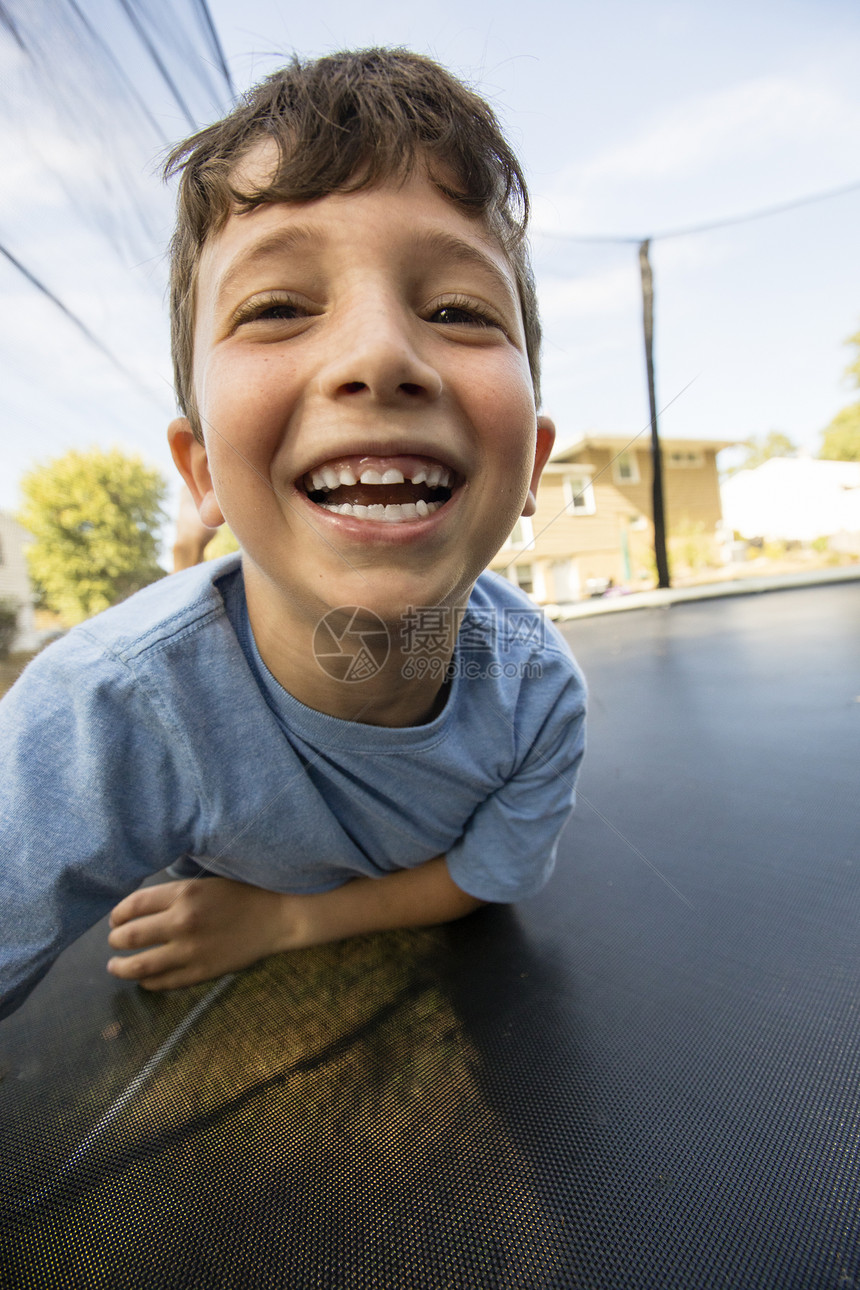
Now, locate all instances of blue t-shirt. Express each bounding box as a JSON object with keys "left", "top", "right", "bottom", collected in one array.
[{"left": 0, "top": 555, "right": 586, "bottom": 1018}]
